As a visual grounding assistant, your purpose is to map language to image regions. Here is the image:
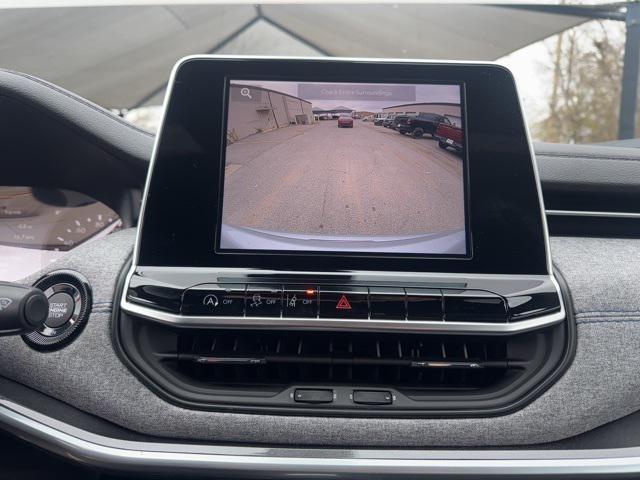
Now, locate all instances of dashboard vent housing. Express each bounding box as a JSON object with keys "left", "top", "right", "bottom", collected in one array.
[{"left": 117, "top": 311, "right": 568, "bottom": 416}]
